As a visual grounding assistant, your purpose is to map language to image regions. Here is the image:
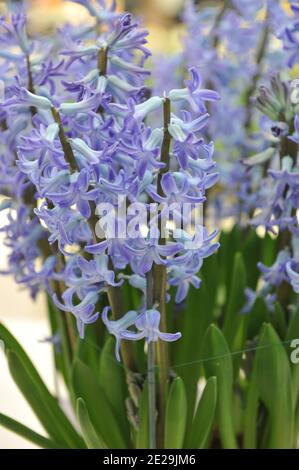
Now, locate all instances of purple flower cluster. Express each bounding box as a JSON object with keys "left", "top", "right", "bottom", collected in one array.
[
  {"left": 241, "top": 76, "right": 299, "bottom": 302},
  {"left": 151, "top": 0, "right": 299, "bottom": 309},
  {"left": 0, "top": 1, "right": 220, "bottom": 356},
  {"left": 152, "top": 0, "right": 290, "bottom": 225},
  {"left": 0, "top": 9, "right": 59, "bottom": 297}
]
